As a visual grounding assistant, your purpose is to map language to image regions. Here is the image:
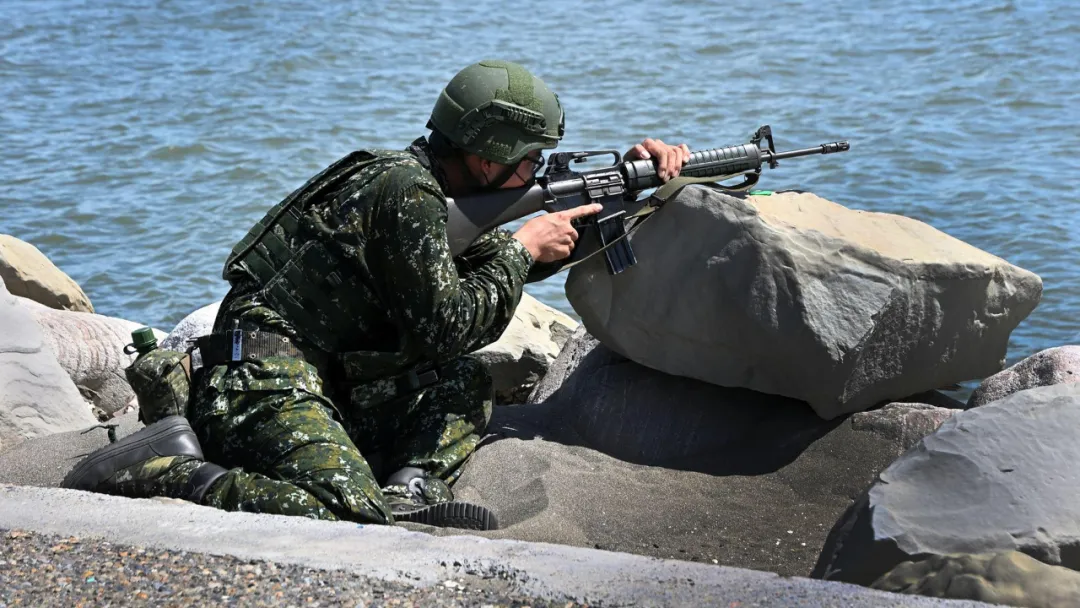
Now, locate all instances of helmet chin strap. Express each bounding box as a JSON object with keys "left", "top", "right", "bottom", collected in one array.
[{"left": 479, "top": 161, "right": 523, "bottom": 191}]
